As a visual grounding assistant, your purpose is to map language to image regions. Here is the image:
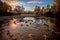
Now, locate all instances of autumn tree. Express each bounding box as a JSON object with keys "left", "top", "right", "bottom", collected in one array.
[
  {"left": 3, "top": 2, "right": 12, "bottom": 12},
  {"left": 34, "top": 6, "right": 40, "bottom": 14},
  {"left": 0, "top": 0, "right": 3, "bottom": 10},
  {"left": 55, "top": 0, "right": 60, "bottom": 12},
  {"left": 55, "top": 0, "right": 60, "bottom": 7},
  {"left": 41, "top": 7, "right": 45, "bottom": 14},
  {"left": 51, "top": 3, "right": 57, "bottom": 14},
  {"left": 14, "top": 6, "right": 24, "bottom": 13},
  {"left": 0, "top": 1, "right": 12, "bottom": 12},
  {"left": 46, "top": 5, "right": 51, "bottom": 12},
  {"left": 55, "top": 0, "right": 60, "bottom": 20}
]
